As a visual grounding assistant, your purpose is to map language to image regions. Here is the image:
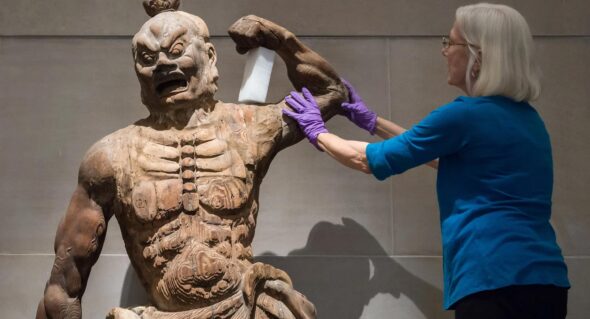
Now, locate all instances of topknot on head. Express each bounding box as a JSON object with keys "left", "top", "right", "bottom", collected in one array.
[{"left": 143, "top": 0, "right": 181, "bottom": 17}]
